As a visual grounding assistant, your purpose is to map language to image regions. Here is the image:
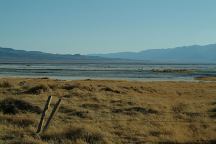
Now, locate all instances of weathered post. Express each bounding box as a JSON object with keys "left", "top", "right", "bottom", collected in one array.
[
  {"left": 43, "top": 98, "right": 62, "bottom": 132},
  {"left": 36, "top": 96, "right": 52, "bottom": 134}
]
